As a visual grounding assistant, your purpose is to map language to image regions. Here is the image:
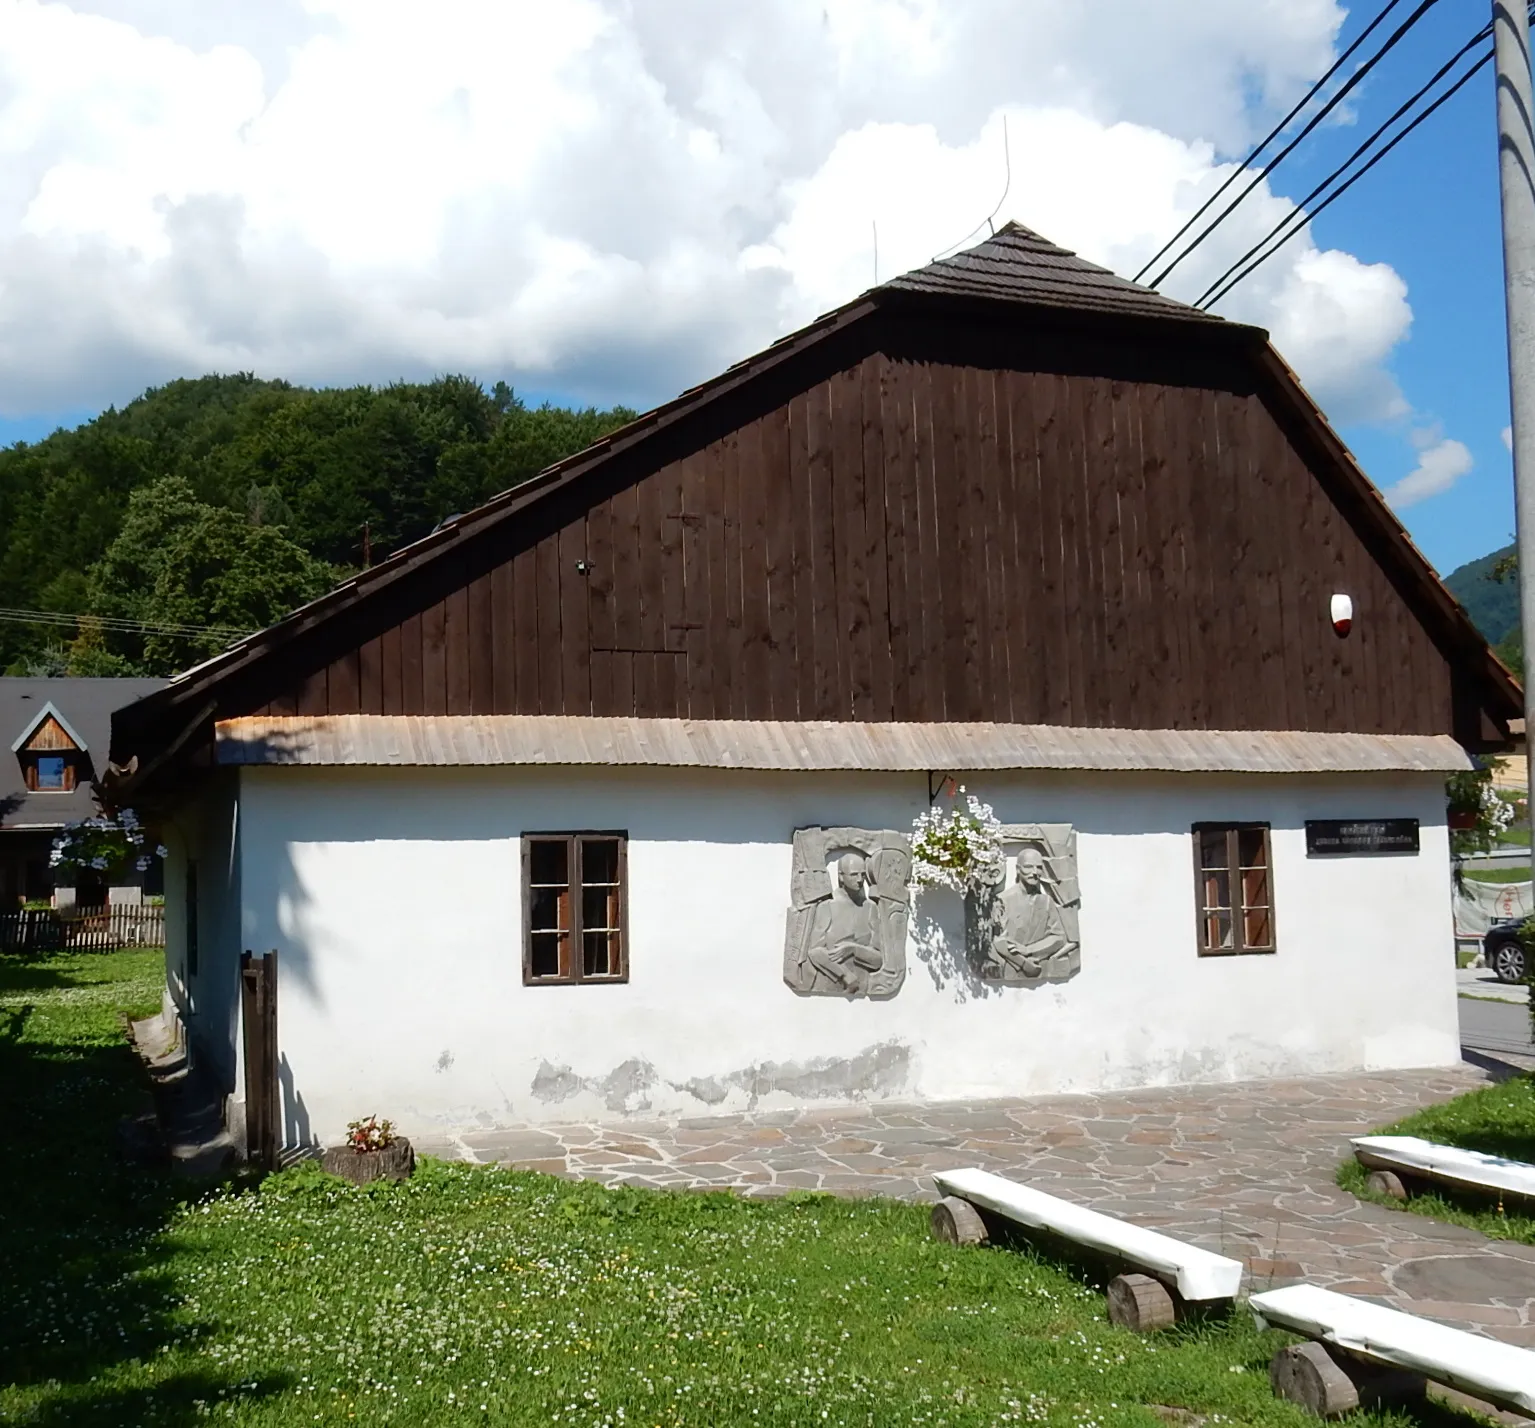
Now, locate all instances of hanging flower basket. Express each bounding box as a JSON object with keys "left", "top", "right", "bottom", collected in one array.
[{"left": 909, "top": 787, "right": 1004, "bottom": 897}]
